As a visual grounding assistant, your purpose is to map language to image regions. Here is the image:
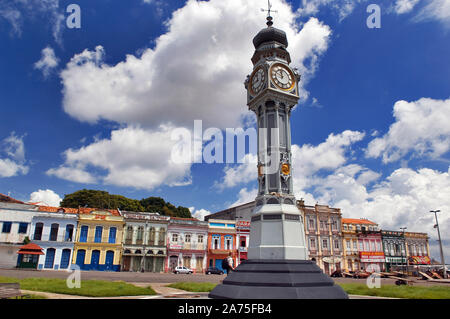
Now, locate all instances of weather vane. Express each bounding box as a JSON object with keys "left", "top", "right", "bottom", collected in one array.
[{"left": 261, "top": 0, "right": 277, "bottom": 26}]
